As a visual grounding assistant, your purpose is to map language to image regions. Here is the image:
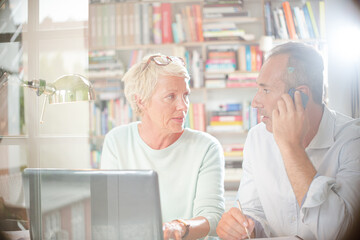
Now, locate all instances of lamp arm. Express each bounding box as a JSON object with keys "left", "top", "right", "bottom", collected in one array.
[{"left": 22, "top": 79, "right": 56, "bottom": 96}]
